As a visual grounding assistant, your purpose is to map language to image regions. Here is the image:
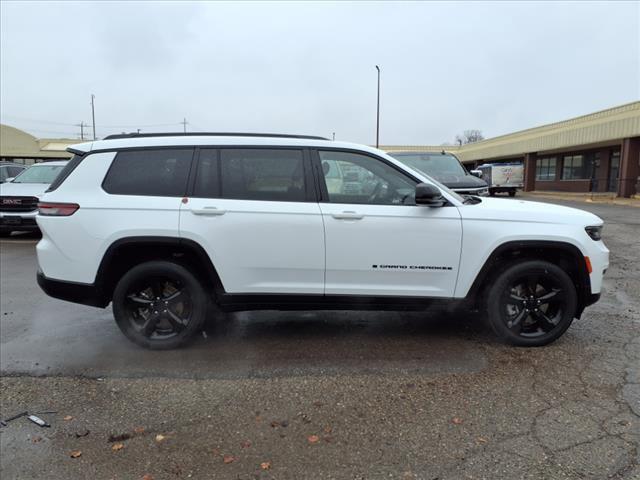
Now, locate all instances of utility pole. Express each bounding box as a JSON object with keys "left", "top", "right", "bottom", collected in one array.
[
  {"left": 182, "top": 118, "right": 187, "bottom": 133},
  {"left": 76, "top": 121, "right": 85, "bottom": 140},
  {"left": 375, "top": 65, "right": 380, "bottom": 148},
  {"left": 332, "top": 132, "right": 335, "bottom": 141},
  {"left": 91, "top": 94, "right": 96, "bottom": 140}
]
